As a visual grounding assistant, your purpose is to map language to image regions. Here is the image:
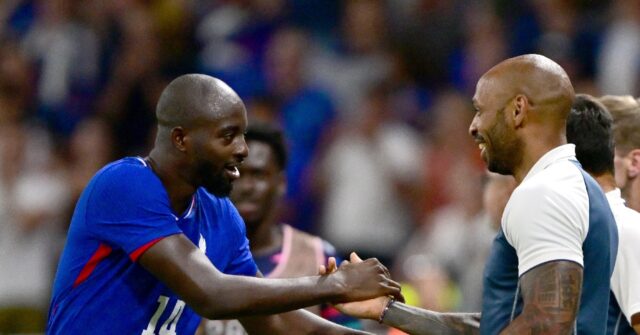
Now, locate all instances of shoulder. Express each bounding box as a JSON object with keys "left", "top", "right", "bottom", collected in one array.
[
  {"left": 88, "top": 157, "right": 161, "bottom": 197},
  {"left": 509, "top": 162, "right": 586, "bottom": 210},
  {"left": 502, "top": 161, "right": 589, "bottom": 245},
  {"left": 91, "top": 157, "right": 155, "bottom": 188},
  {"left": 83, "top": 158, "right": 172, "bottom": 218},
  {"left": 522, "top": 160, "right": 584, "bottom": 192}
]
